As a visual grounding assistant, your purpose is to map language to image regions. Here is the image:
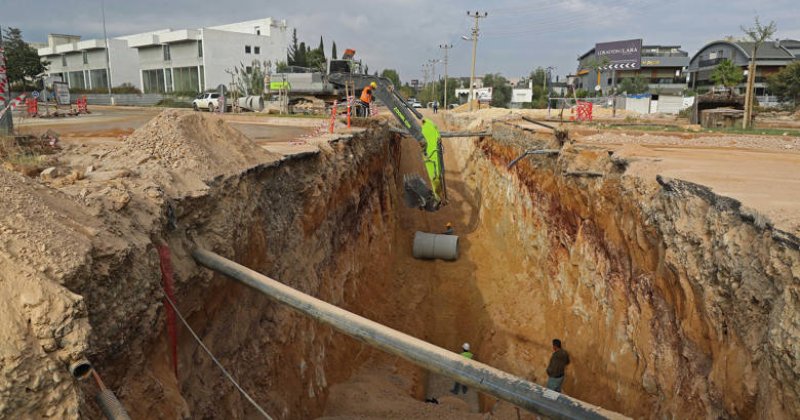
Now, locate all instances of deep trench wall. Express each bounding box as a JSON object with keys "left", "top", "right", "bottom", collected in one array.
[
  {"left": 75, "top": 124, "right": 404, "bottom": 419},
  {"left": 444, "top": 117, "right": 800, "bottom": 419}
]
